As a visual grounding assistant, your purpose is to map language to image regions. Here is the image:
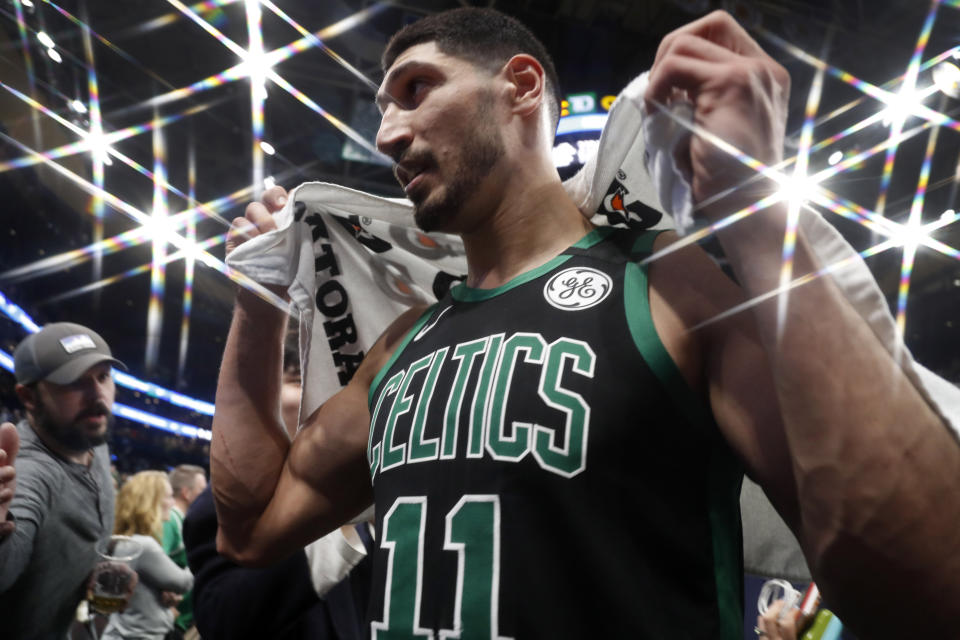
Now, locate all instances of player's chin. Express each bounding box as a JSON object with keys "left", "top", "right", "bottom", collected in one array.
[
  {"left": 414, "top": 208, "right": 456, "bottom": 234},
  {"left": 412, "top": 196, "right": 452, "bottom": 233}
]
